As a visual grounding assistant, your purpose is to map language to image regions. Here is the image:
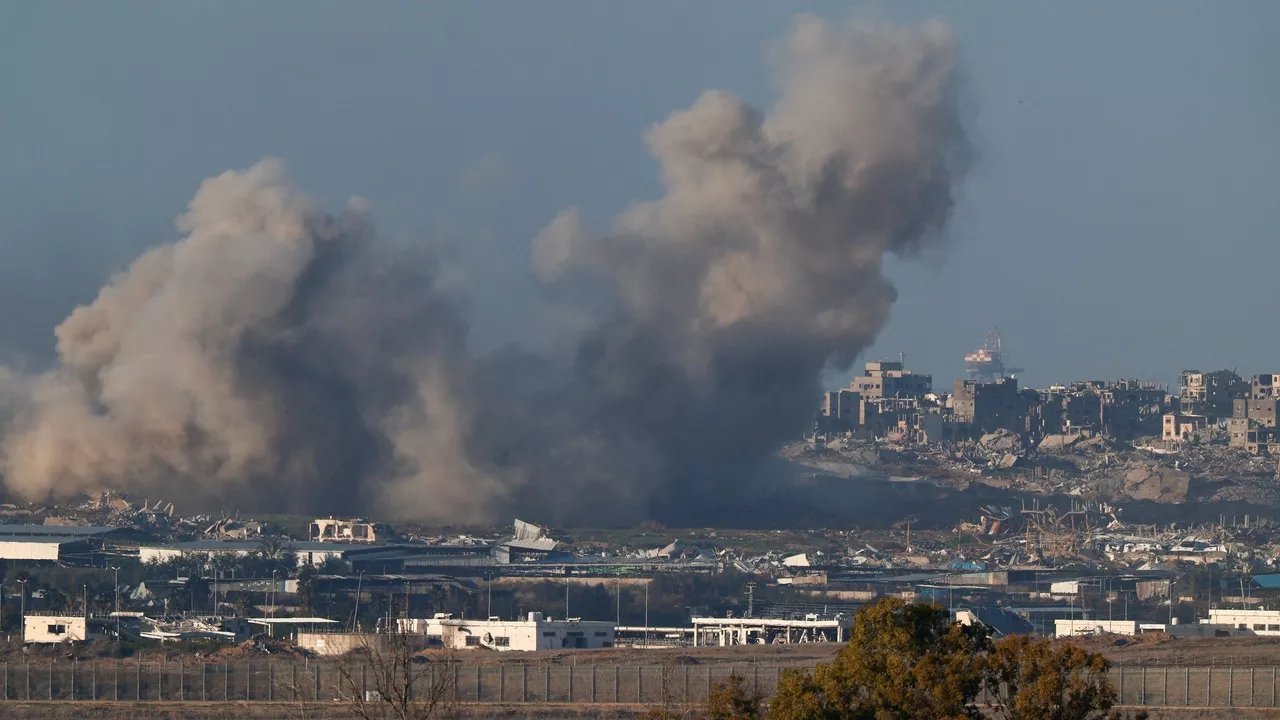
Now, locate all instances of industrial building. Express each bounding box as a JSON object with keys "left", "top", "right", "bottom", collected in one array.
[
  {"left": 400, "top": 612, "right": 615, "bottom": 652},
  {"left": 0, "top": 524, "right": 122, "bottom": 564},
  {"left": 138, "top": 540, "right": 361, "bottom": 567}
]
